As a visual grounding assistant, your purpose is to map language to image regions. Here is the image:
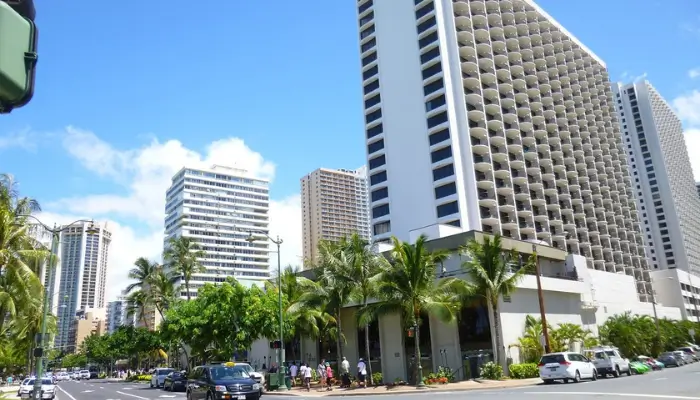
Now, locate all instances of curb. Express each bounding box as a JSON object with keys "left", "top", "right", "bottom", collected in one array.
[{"left": 265, "top": 380, "right": 541, "bottom": 397}]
